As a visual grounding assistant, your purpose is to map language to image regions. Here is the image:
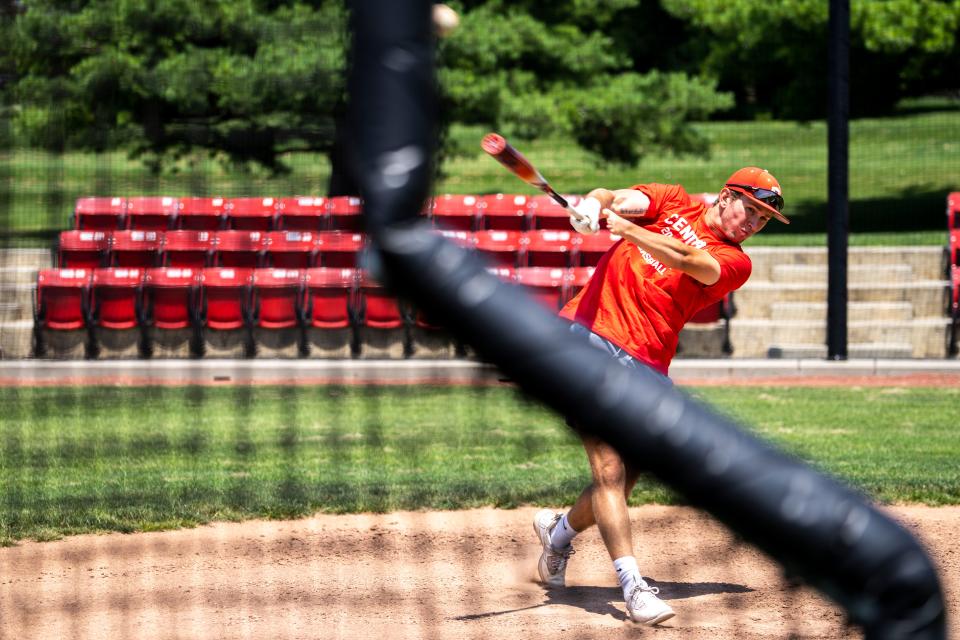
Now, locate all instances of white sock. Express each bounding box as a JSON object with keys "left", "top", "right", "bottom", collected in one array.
[
  {"left": 613, "top": 556, "right": 641, "bottom": 599},
  {"left": 548, "top": 513, "right": 578, "bottom": 550}
]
